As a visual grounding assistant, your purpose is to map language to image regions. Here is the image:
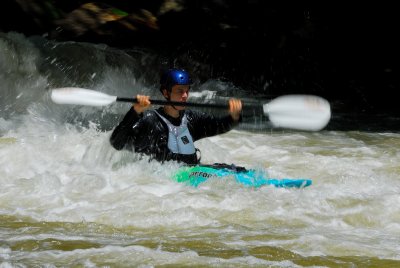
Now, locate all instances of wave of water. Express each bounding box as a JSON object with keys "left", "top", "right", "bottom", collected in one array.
[{"left": 1, "top": 32, "right": 400, "bottom": 267}]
